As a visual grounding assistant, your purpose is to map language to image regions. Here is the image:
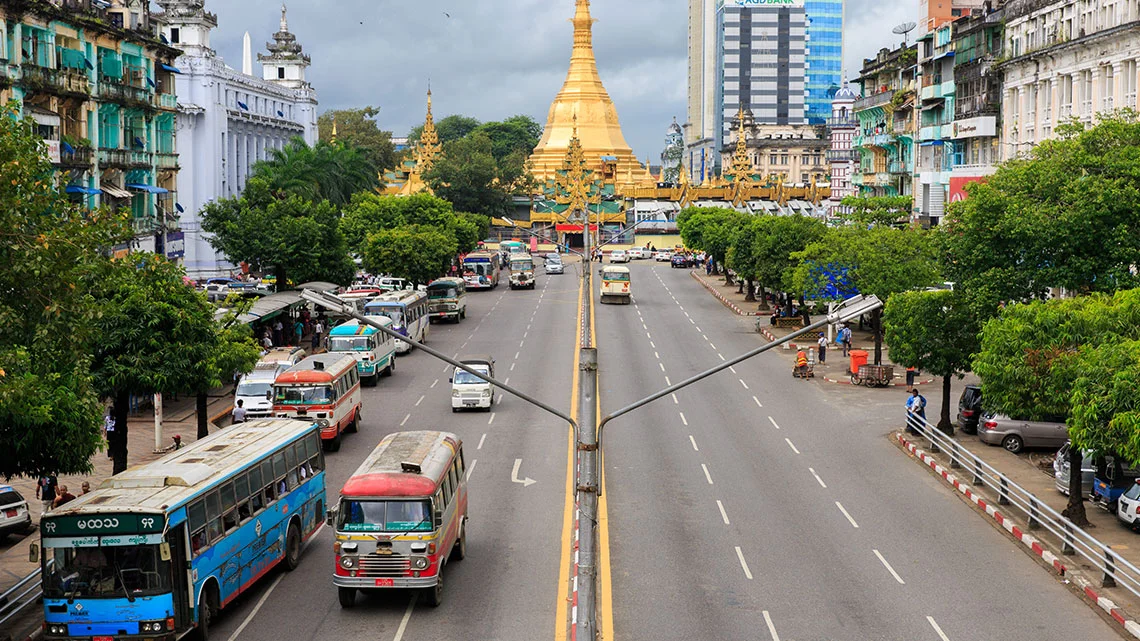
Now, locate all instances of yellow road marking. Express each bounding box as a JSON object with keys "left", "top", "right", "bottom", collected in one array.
[
  {"left": 554, "top": 279, "right": 585, "bottom": 641},
  {"left": 590, "top": 276, "right": 614, "bottom": 641}
]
